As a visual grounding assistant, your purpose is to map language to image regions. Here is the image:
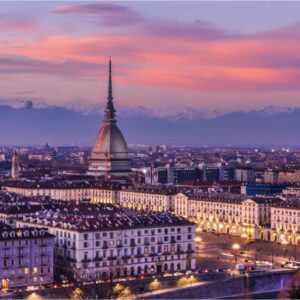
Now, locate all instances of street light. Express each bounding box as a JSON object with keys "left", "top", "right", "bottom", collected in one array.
[
  {"left": 195, "top": 237, "right": 202, "bottom": 243},
  {"left": 232, "top": 243, "right": 240, "bottom": 264},
  {"left": 195, "top": 237, "right": 202, "bottom": 253},
  {"left": 241, "top": 233, "right": 248, "bottom": 239},
  {"left": 196, "top": 227, "right": 202, "bottom": 233},
  {"left": 281, "top": 240, "right": 288, "bottom": 258}
]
